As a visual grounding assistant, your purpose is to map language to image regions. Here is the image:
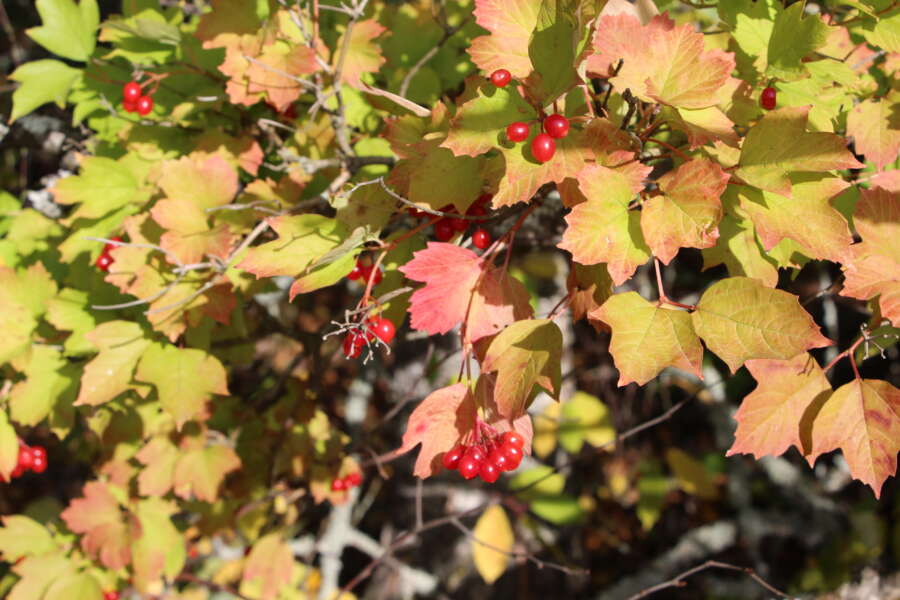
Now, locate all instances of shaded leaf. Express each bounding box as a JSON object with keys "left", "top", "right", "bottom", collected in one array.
[
  {"left": 665, "top": 448, "right": 718, "bottom": 500},
  {"left": 172, "top": 444, "right": 241, "bottom": 502},
  {"left": 0, "top": 516, "right": 57, "bottom": 562},
  {"left": 559, "top": 391, "right": 615, "bottom": 453}
]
